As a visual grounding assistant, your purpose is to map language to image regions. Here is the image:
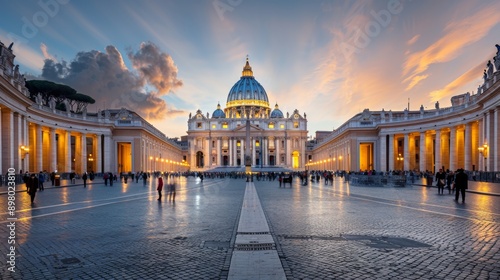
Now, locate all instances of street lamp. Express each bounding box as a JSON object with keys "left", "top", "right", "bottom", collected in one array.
[
  {"left": 20, "top": 145, "right": 29, "bottom": 159},
  {"left": 397, "top": 153, "right": 404, "bottom": 170}
]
